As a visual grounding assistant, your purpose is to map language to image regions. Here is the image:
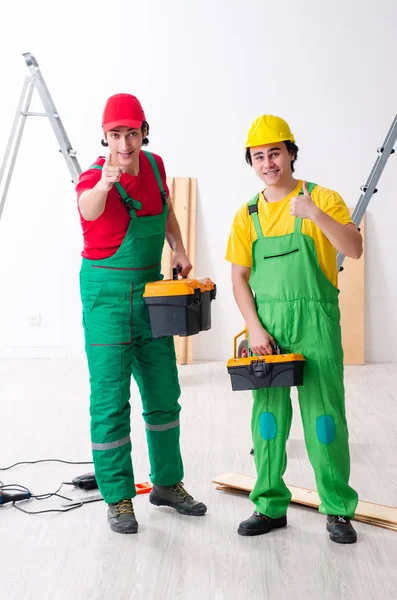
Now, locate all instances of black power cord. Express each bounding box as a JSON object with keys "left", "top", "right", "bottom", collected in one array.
[
  {"left": 0, "top": 458, "right": 95, "bottom": 514},
  {"left": 0, "top": 458, "right": 93, "bottom": 471}
]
